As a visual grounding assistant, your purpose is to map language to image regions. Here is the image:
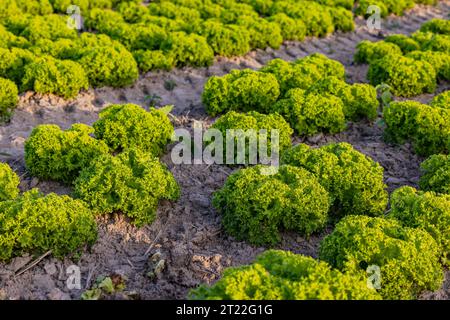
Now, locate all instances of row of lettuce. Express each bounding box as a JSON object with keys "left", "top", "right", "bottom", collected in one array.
[
  {"left": 0, "top": 0, "right": 357, "bottom": 104},
  {"left": 203, "top": 53, "right": 379, "bottom": 136},
  {"left": 203, "top": 52, "right": 450, "bottom": 156},
  {"left": 355, "top": 18, "right": 450, "bottom": 97},
  {"left": 190, "top": 200, "right": 448, "bottom": 300},
  {"left": 0, "top": 0, "right": 440, "bottom": 116},
  {"left": 1, "top": 97, "right": 449, "bottom": 300},
  {"left": 196, "top": 45, "right": 449, "bottom": 299},
  {"left": 0, "top": 104, "right": 179, "bottom": 260}
]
